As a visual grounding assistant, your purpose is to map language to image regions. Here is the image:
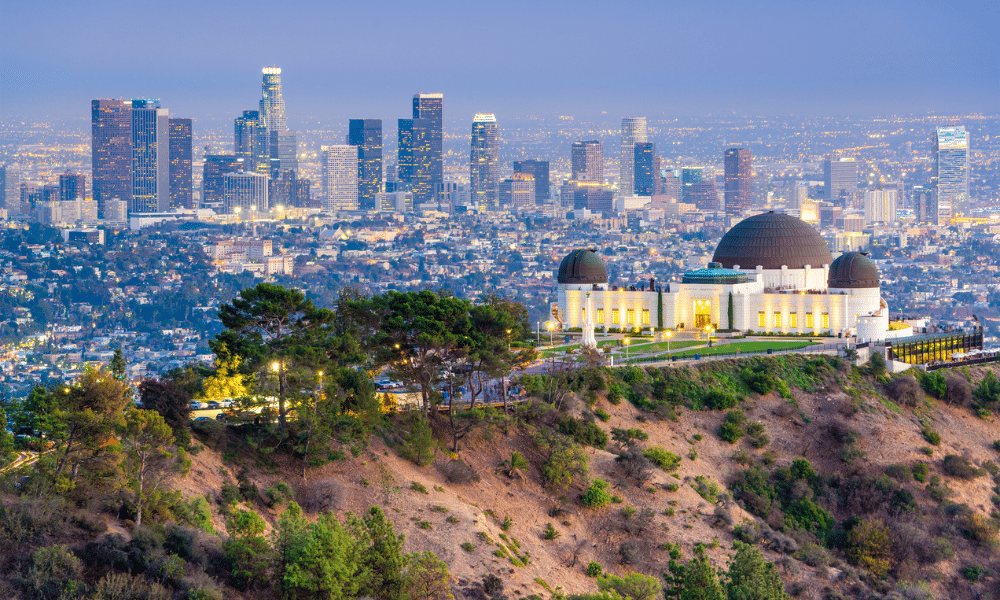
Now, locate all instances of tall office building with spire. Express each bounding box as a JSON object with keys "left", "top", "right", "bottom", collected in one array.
[
  {"left": 470, "top": 113, "right": 500, "bottom": 210},
  {"left": 934, "top": 126, "right": 969, "bottom": 220},
  {"left": 620, "top": 117, "right": 647, "bottom": 195},
  {"left": 131, "top": 99, "right": 170, "bottom": 213},
  {"left": 258, "top": 67, "right": 297, "bottom": 177},
  {"left": 91, "top": 99, "right": 132, "bottom": 217}
]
